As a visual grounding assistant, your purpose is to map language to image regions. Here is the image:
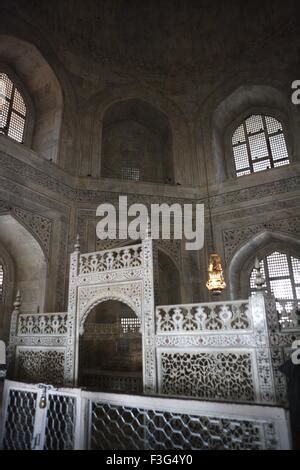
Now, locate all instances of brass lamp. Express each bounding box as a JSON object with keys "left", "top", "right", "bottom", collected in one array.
[
  {"left": 206, "top": 253, "right": 226, "bottom": 295},
  {"left": 204, "top": 157, "right": 226, "bottom": 296}
]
